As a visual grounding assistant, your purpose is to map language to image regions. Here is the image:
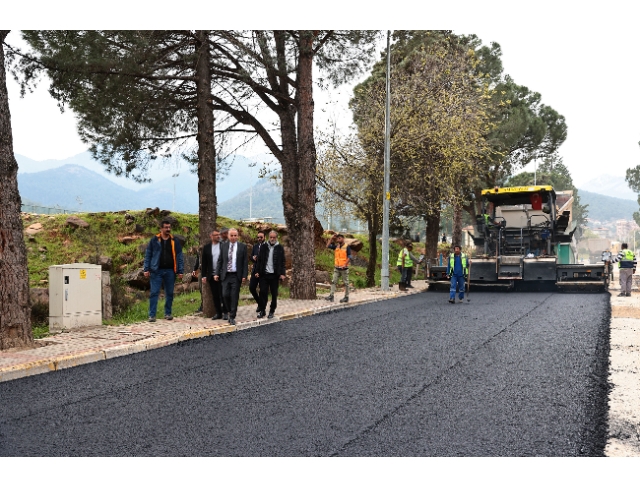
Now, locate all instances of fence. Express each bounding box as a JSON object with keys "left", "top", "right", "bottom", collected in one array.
[{"left": 21, "top": 204, "right": 78, "bottom": 215}]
